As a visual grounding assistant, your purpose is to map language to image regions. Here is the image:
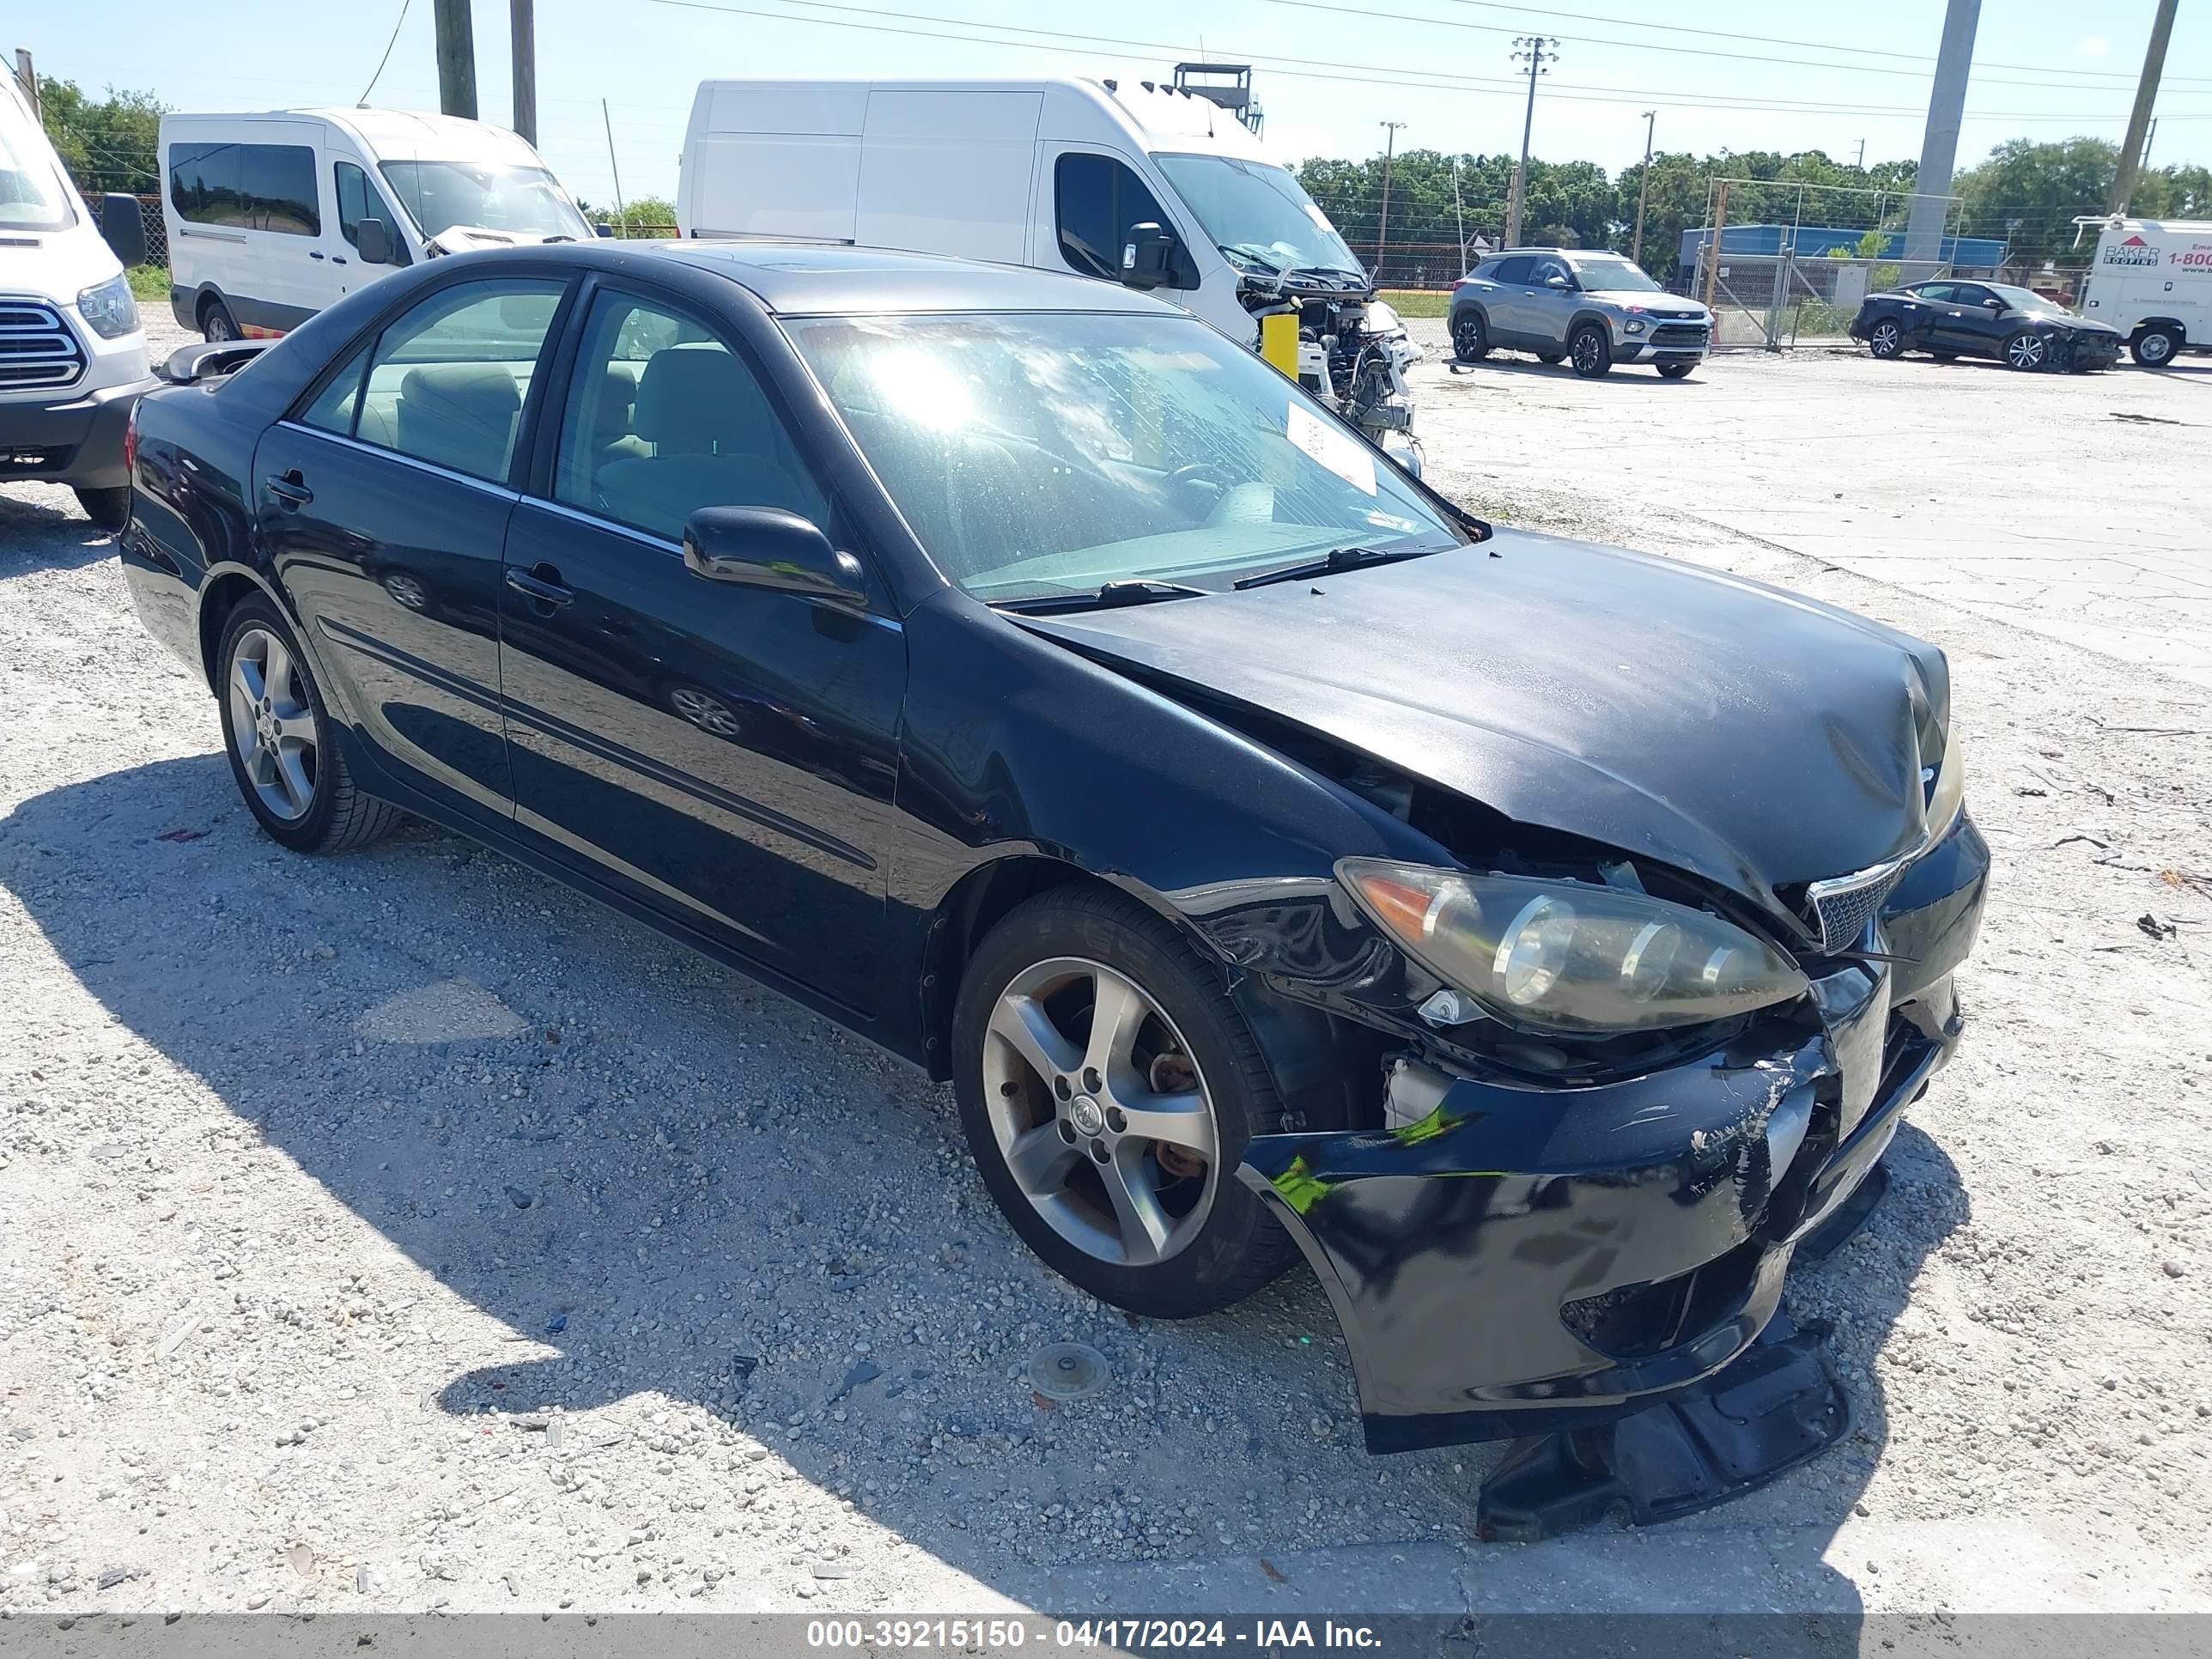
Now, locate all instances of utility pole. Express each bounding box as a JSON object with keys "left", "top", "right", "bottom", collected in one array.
[
  {"left": 602, "top": 98, "right": 629, "bottom": 235},
  {"left": 1451, "top": 159, "right": 1467, "bottom": 269},
  {"left": 2110, "top": 0, "right": 2179, "bottom": 215},
  {"left": 2142, "top": 116, "right": 2160, "bottom": 173},
  {"left": 1902, "top": 0, "right": 1979, "bottom": 269},
  {"left": 510, "top": 0, "right": 537, "bottom": 144},
  {"left": 433, "top": 0, "right": 478, "bottom": 121},
  {"left": 1504, "top": 36, "right": 1557, "bottom": 249},
  {"left": 1630, "top": 110, "right": 1656, "bottom": 267},
  {"left": 1376, "top": 120, "right": 1407, "bottom": 278},
  {"left": 12, "top": 49, "right": 36, "bottom": 118},
  {"left": 1854, "top": 138, "right": 1866, "bottom": 170}
]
